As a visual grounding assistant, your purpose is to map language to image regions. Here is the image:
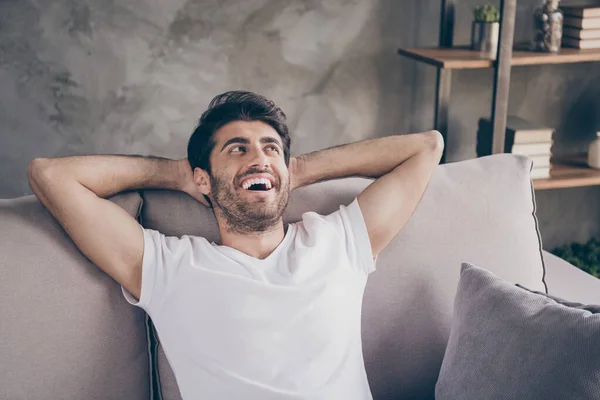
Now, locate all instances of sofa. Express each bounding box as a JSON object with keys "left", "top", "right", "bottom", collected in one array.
[{"left": 1, "top": 153, "right": 599, "bottom": 400}]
